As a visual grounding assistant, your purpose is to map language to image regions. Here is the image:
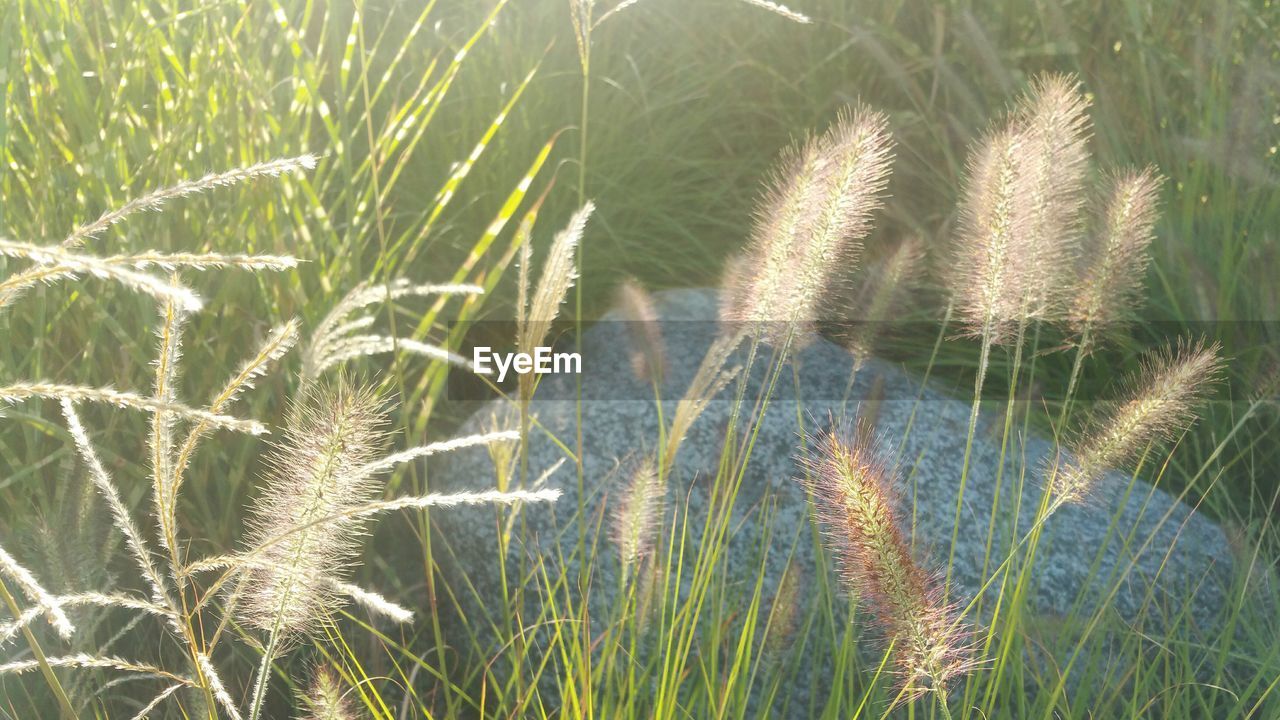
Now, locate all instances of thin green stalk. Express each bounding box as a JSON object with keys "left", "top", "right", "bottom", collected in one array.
[
  {"left": 572, "top": 0, "right": 593, "bottom": 571},
  {"left": 944, "top": 322, "right": 995, "bottom": 593},
  {"left": 1058, "top": 323, "right": 1093, "bottom": 431},
  {"left": 0, "top": 578, "right": 77, "bottom": 719},
  {"left": 963, "top": 317, "right": 1025, "bottom": 714}
]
